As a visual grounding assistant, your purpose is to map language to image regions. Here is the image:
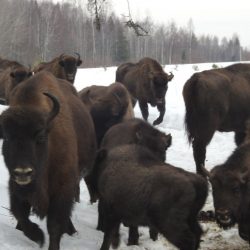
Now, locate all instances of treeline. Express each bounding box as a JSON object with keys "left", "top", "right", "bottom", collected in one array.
[{"left": 0, "top": 0, "right": 249, "bottom": 67}]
